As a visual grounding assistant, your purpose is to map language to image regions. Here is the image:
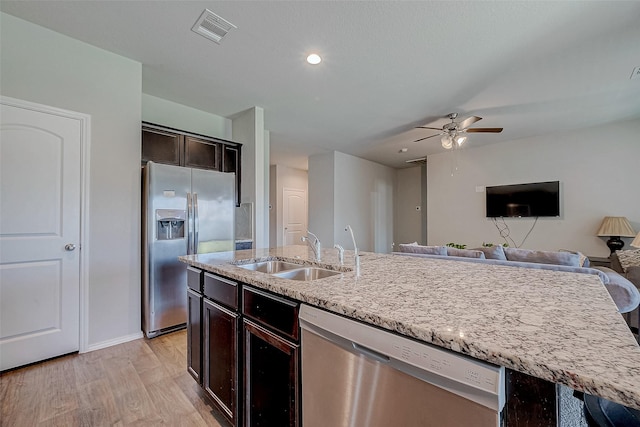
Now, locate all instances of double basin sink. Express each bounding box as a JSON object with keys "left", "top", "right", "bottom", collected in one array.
[{"left": 237, "top": 260, "right": 341, "bottom": 281}]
